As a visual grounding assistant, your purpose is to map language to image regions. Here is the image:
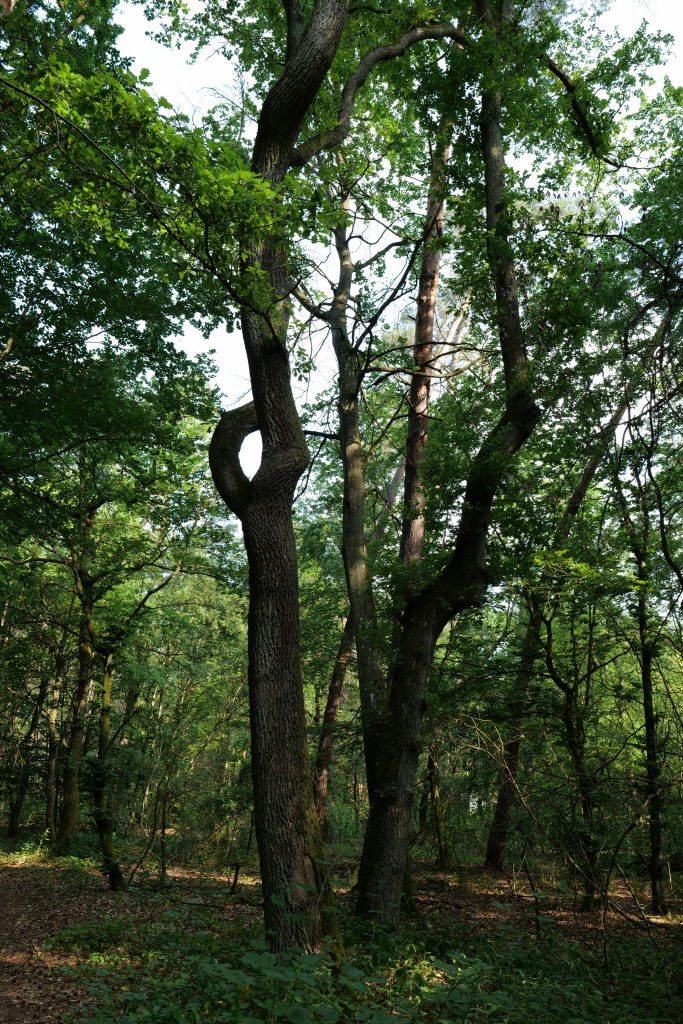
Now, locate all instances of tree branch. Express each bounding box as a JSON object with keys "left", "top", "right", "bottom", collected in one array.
[
  {"left": 546, "top": 57, "right": 602, "bottom": 158},
  {"left": 209, "top": 402, "right": 259, "bottom": 520},
  {"left": 290, "top": 23, "right": 467, "bottom": 167}
]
